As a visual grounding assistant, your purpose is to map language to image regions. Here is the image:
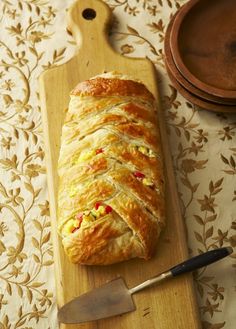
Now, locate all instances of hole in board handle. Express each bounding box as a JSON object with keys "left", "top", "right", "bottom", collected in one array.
[{"left": 82, "top": 8, "right": 96, "bottom": 20}]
